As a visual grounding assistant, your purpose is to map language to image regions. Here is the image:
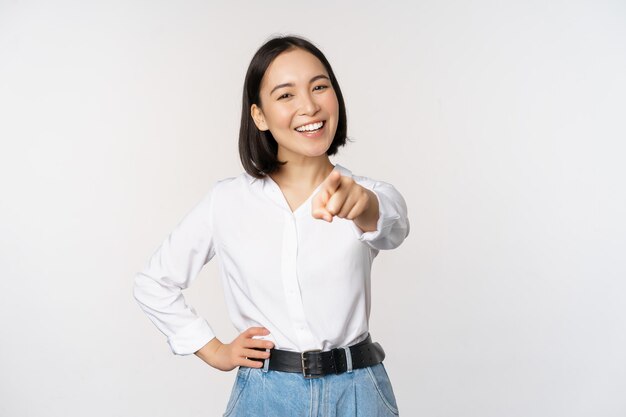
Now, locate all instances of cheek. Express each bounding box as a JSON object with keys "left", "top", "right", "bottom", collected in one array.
[
  {"left": 322, "top": 92, "right": 340, "bottom": 117},
  {"left": 269, "top": 106, "right": 294, "bottom": 128}
]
